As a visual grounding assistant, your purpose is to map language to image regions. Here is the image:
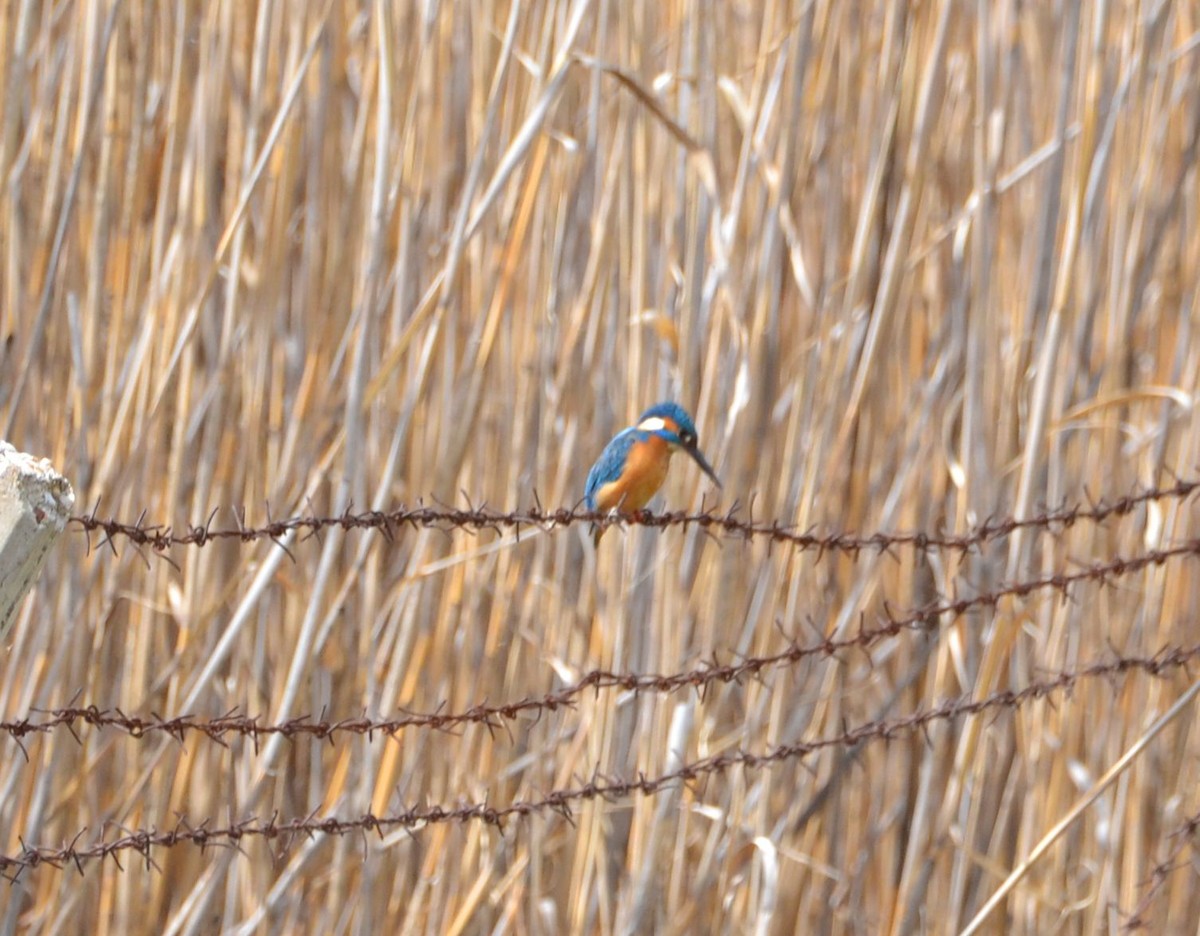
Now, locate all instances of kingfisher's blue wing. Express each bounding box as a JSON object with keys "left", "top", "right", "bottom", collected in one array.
[{"left": 585, "top": 428, "right": 641, "bottom": 509}]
